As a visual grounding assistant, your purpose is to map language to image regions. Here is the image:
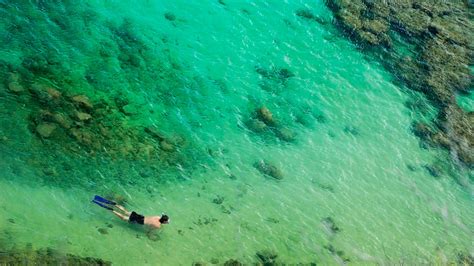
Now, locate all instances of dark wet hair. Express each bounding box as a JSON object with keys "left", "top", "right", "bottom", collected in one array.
[{"left": 159, "top": 215, "right": 169, "bottom": 224}]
